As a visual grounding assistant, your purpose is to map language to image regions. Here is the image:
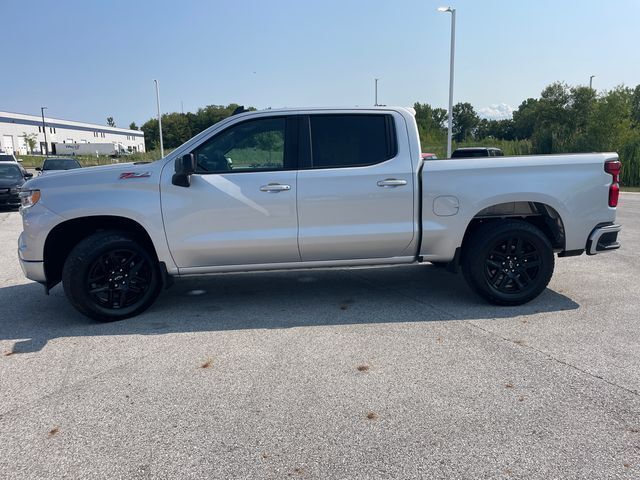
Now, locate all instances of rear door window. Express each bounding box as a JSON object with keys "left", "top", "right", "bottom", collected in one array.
[{"left": 308, "top": 114, "right": 396, "bottom": 168}]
